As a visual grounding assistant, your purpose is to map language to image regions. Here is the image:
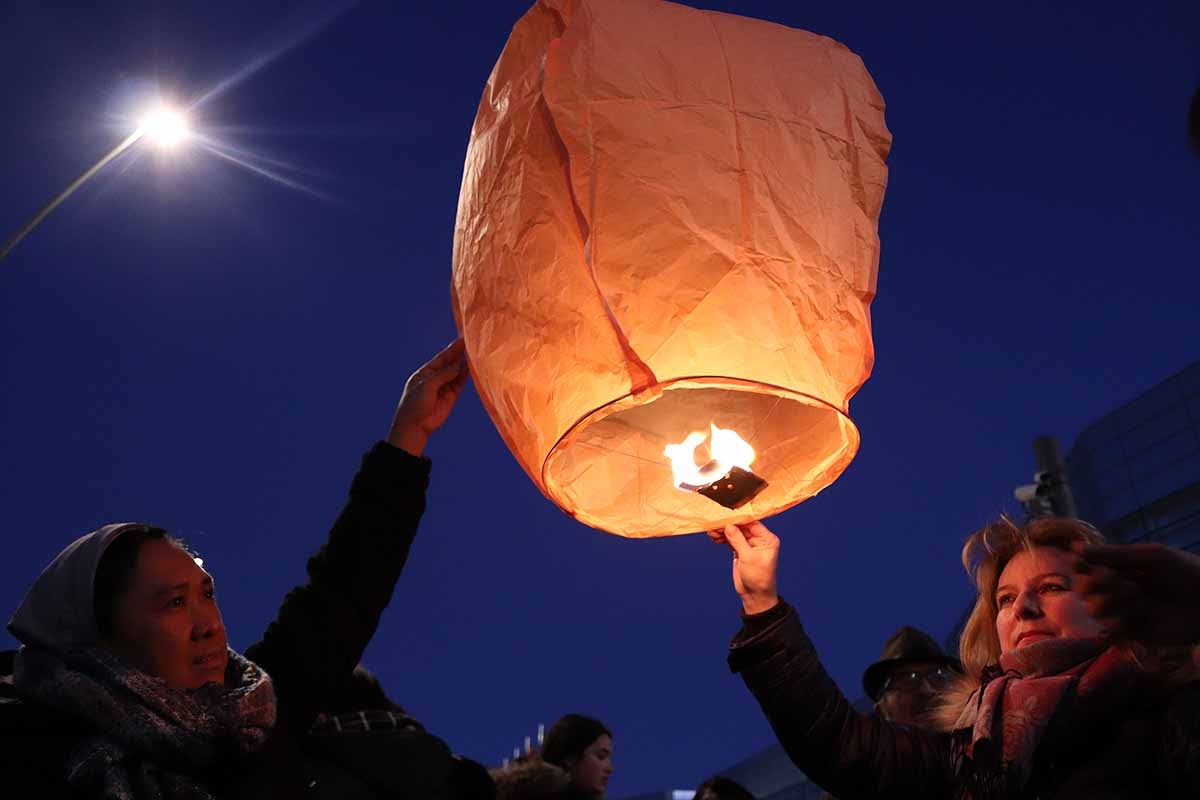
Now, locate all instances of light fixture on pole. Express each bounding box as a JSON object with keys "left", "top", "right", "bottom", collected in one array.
[
  {"left": 139, "top": 108, "right": 190, "bottom": 148},
  {"left": 0, "top": 107, "right": 191, "bottom": 263}
]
